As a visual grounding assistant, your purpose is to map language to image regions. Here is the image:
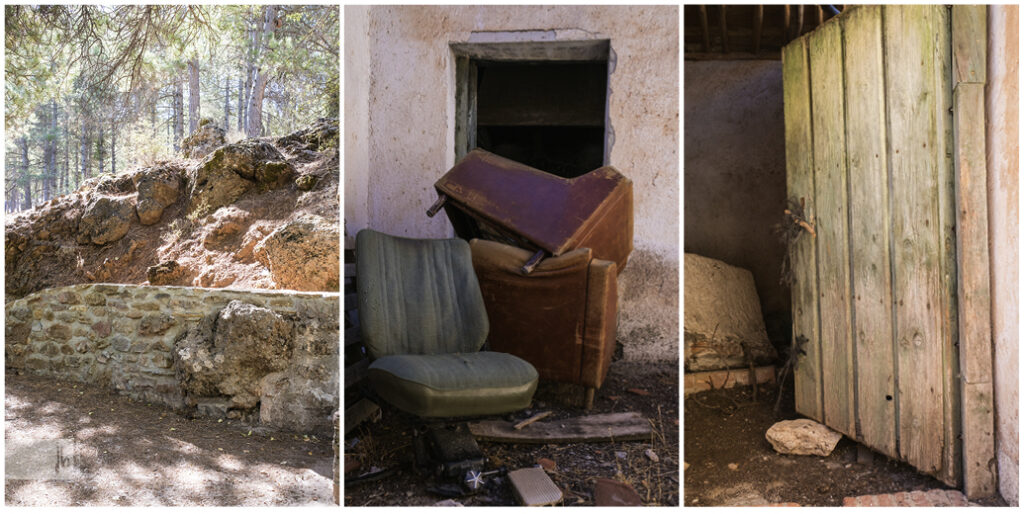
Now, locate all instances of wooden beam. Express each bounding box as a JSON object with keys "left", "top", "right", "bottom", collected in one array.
[
  {"left": 469, "top": 412, "right": 652, "bottom": 444},
  {"left": 344, "top": 358, "right": 369, "bottom": 388},
  {"left": 719, "top": 5, "right": 729, "bottom": 53},
  {"left": 952, "top": 7, "right": 995, "bottom": 498},
  {"left": 685, "top": 52, "right": 782, "bottom": 61},
  {"left": 793, "top": 5, "right": 804, "bottom": 40},
  {"left": 699, "top": 5, "right": 710, "bottom": 52},
  {"left": 753, "top": 5, "right": 764, "bottom": 54},
  {"left": 782, "top": 5, "right": 791, "bottom": 44},
  {"left": 817, "top": 5, "right": 824, "bottom": 26},
  {"left": 952, "top": 5, "right": 988, "bottom": 84}
]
